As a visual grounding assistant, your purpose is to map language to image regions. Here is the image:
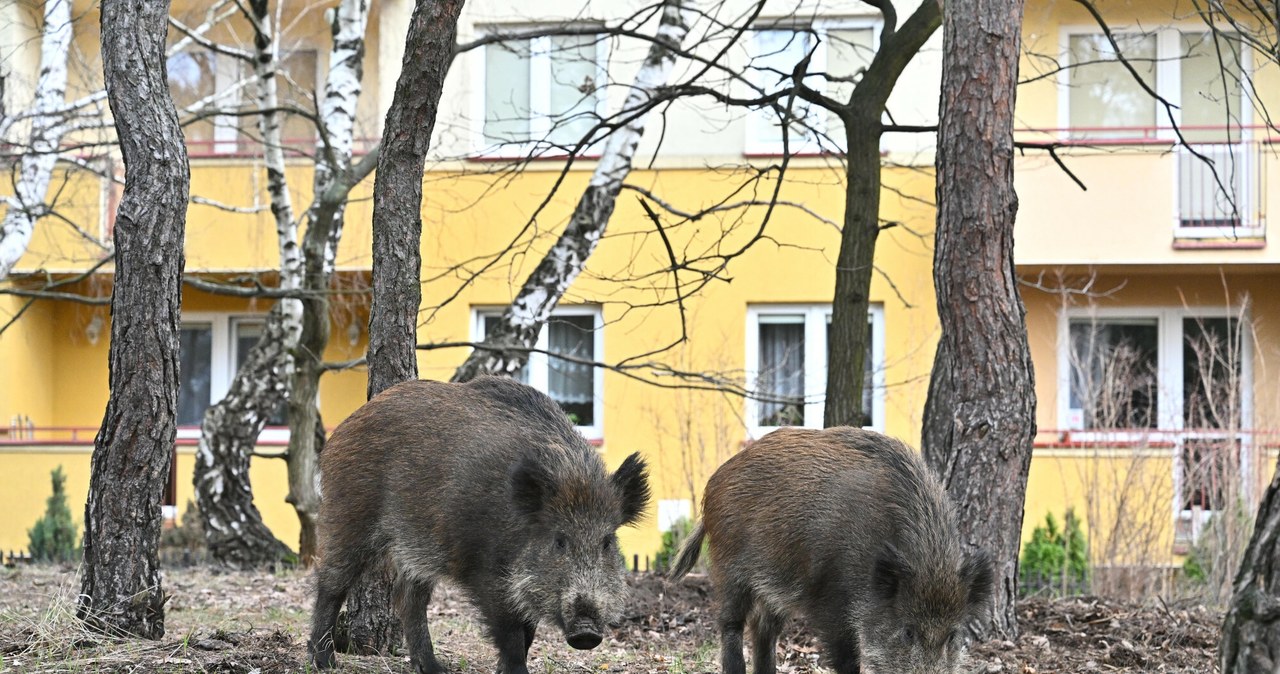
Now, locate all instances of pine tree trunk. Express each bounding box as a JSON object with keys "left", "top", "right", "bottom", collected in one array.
[
  {"left": 349, "top": 0, "right": 464, "bottom": 654},
  {"left": 1220, "top": 457, "right": 1280, "bottom": 673},
  {"left": 78, "top": 0, "right": 188, "bottom": 639},
  {"left": 821, "top": 1, "right": 940, "bottom": 428},
  {"left": 194, "top": 302, "right": 295, "bottom": 568},
  {"left": 451, "top": 0, "right": 692, "bottom": 383},
  {"left": 921, "top": 0, "right": 1033, "bottom": 640}
]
